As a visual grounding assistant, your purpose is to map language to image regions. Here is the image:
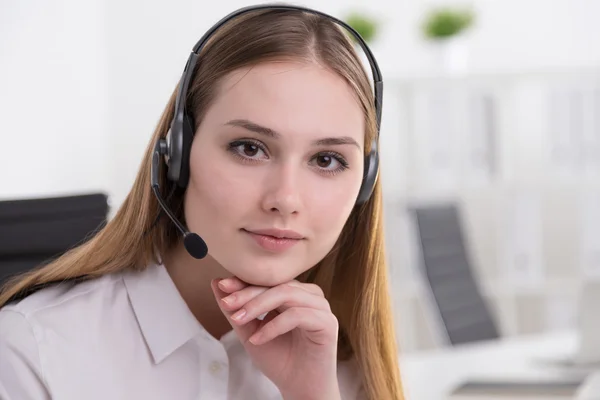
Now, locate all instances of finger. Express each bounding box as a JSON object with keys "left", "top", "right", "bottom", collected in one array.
[
  {"left": 229, "top": 283, "right": 331, "bottom": 327},
  {"left": 249, "top": 307, "right": 338, "bottom": 346},
  {"left": 211, "top": 279, "right": 261, "bottom": 342},
  {"left": 286, "top": 280, "right": 325, "bottom": 297},
  {"left": 219, "top": 285, "right": 268, "bottom": 313},
  {"left": 217, "top": 276, "right": 249, "bottom": 294}
]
